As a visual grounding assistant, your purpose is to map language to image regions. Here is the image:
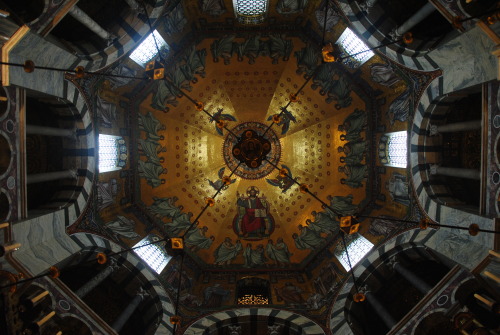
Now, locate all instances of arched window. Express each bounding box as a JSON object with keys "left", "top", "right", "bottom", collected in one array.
[
  {"left": 335, "top": 233, "right": 373, "bottom": 271},
  {"left": 379, "top": 131, "right": 407, "bottom": 168},
  {"left": 232, "top": 0, "right": 269, "bottom": 24},
  {"left": 336, "top": 28, "right": 374, "bottom": 68},
  {"left": 133, "top": 235, "right": 171, "bottom": 274},
  {"left": 98, "top": 134, "right": 127, "bottom": 173},
  {"left": 129, "top": 30, "right": 169, "bottom": 66}
]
